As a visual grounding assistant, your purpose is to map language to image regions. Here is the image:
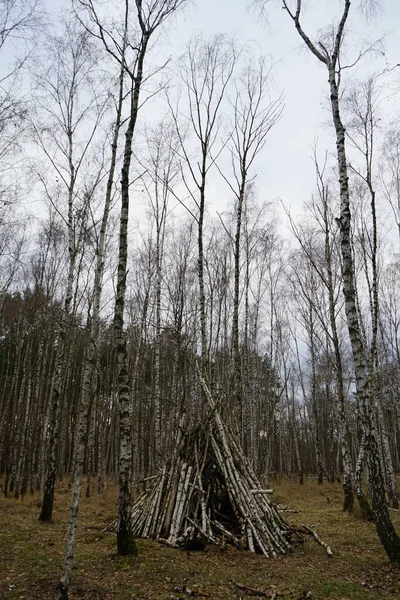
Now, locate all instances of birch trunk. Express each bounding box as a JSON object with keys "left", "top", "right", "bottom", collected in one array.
[
  {"left": 38, "top": 28, "right": 83, "bottom": 521},
  {"left": 232, "top": 182, "right": 245, "bottom": 447},
  {"left": 55, "top": 33, "right": 127, "bottom": 599},
  {"left": 280, "top": 0, "right": 400, "bottom": 562},
  {"left": 329, "top": 64, "right": 400, "bottom": 558},
  {"left": 39, "top": 303, "right": 73, "bottom": 521},
  {"left": 13, "top": 337, "right": 32, "bottom": 498},
  {"left": 321, "top": 184, "right": 354, "bottom": 510},
  {"left": 175, "top": 36, "right": 236, "bottom": 378},
  {"left": 148, "top": 141, "right": 171, "bottom": 465},
  {"left": 154, "top": 230, "right": 162, "bottom": 461},
  {"left": 114, "top": 45, "right": 147, "bottom": 555},
  {"left": 350, "top": 77, "right": 399, "bottom": 510},
  {"left": 229, "top": 63, "right": 282, "bottom": 449},
  {"left": 376, "top": 399, "right": 399, "bottom": 508},
  {"left": 198, "top": 169, "right": 209, "bottom": 376},
  {"left": 309, "top": 308, "right": 324, "bottom": 485}
]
